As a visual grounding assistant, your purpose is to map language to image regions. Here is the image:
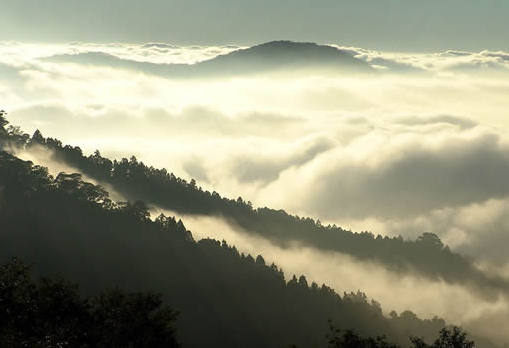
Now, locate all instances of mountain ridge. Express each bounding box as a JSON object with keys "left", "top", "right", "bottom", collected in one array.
[{"left": 2, "top": 116, "right": 508, "bottom": 303}]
